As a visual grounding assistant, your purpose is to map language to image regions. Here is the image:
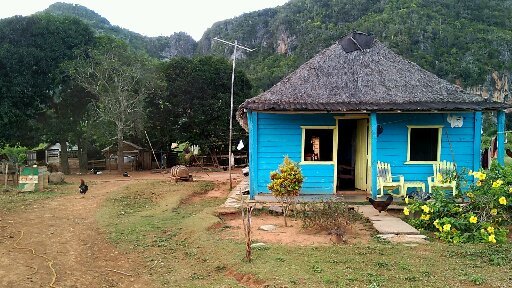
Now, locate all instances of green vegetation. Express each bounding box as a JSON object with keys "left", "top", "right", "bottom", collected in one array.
[
  {"left": 0, "top": 183, "right": 75, "bottom": 211},
  {"left": 297, "top": 200, "right": 362, "bottom": 239},
  {"left": 147, "top": 56, "right": 252, "bottom": 153},
  {"left": 268, "top": 156, "right": 304, "bottom": 226},
  {"left": 404, "top": 164, "right": 511, "bottom": 244},
  {"left": 43, "top": 2, "right": 197, "bottom": 60},
  {"left": 200, "top": 0, "right": 512, "bottom": 93},
  {"left": 0, "top": 14, "right": 95, "bottom": 146},
  {"left": 97, "top": 180, "right": 512, "bottom": 287}
]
